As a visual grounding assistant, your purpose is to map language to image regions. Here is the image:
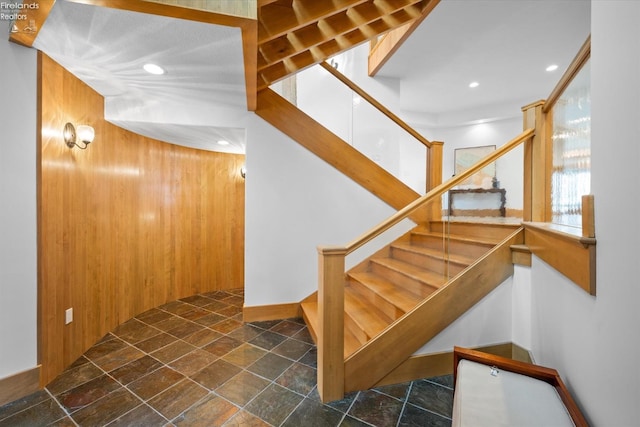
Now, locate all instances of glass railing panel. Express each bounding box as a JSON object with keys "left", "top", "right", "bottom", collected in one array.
[
  {"left": 550, "top": 60, "right": 591, "bottom": 228},
  {"left": 277, "top": 64, "right": 428, "bottom": 195}
]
